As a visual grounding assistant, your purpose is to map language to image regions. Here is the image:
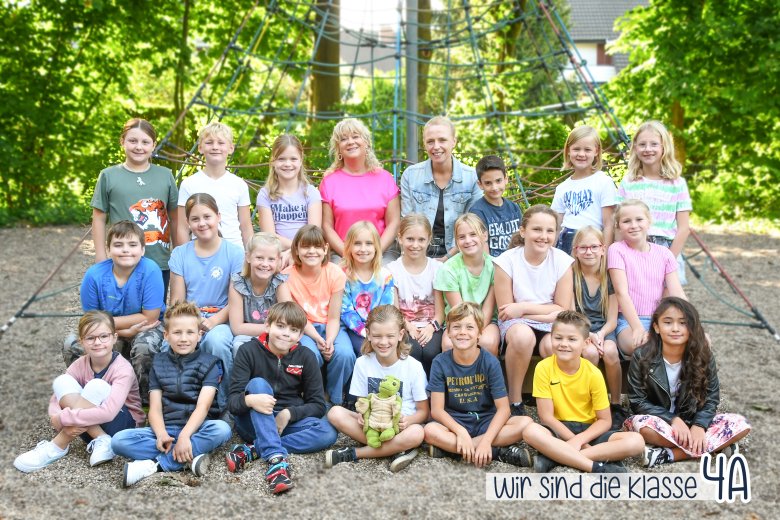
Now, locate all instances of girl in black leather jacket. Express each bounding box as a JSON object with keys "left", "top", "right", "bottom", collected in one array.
[{"left": 625, "top": 297, "right": 751, "bottom": 468}]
